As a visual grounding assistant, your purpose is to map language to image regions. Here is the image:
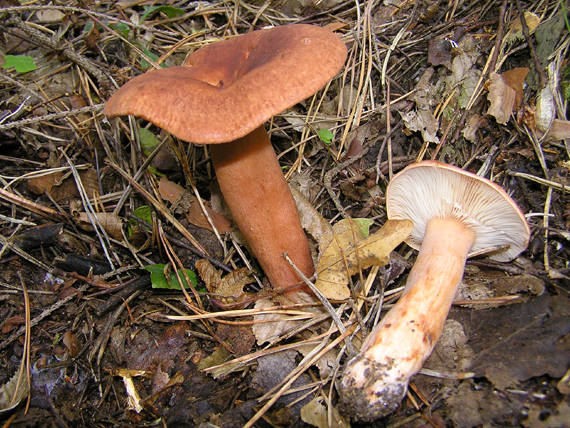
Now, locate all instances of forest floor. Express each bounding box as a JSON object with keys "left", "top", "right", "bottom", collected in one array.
[{"left": 0, "top": 1, "right": 569, "bottom": 427}]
